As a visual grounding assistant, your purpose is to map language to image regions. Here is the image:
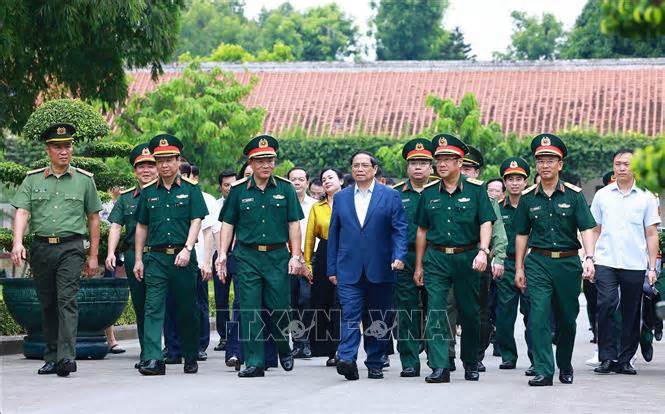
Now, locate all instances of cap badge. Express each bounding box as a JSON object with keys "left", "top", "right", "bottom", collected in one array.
[
  {"left": 541, "top": 137, "right": 551, "bottom": 146},
  {"left": 438, "top": 137, "right": 448, "bottom": 147},
  {"left": 259, "top": 138, "right": 268, "bottom": 148},
  {"left": 415, "top": 143, "right": 424, "bottom": 151},
  {"left": 142, "top": 148, "right": 150, "bottom": 156},
  {"left": 510, "top": 160, "right": 518, "bottom": 168},
  {"left": 159, "top": 138, "right": 168, "bottom": 146},
  {"left": 57, "top": 127, "right": 66, "bottom": 135}
]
